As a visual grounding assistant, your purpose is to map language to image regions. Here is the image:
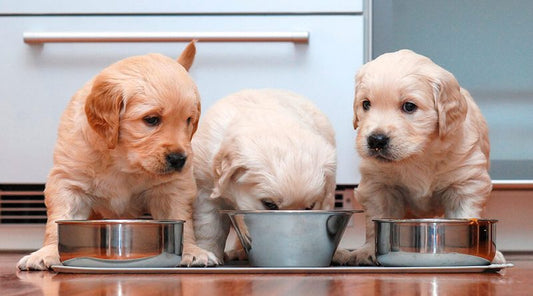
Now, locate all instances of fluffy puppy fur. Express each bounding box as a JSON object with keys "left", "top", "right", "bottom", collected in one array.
[
  {"left": 348, "top": 49, "right": 504, "bottom": 265},
  {"left": 17, "top": 42, "right": 217, "bottom": 270},
  {"left": 192, "top": 89, "right": 337, "bottom": 265}
]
